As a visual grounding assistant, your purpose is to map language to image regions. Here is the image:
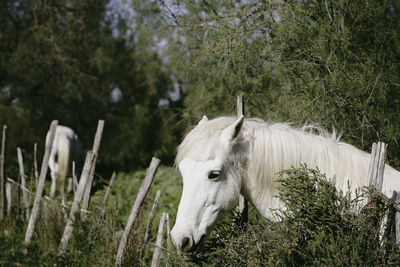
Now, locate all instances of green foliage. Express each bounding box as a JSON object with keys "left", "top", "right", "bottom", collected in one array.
[
  {"left": 155, "top": 0, "right": 400, "bottom": 166},
  {"left": 0, "top": 206, "right": 120, "bottom": 266},
  {"left": 0, "top": 0, "right": 183, "bottom": 179},
  {"left": 171, "top": 166, "right": 400, "bottom": 266},
  {"left": 274, "top": 166, "right": 393, "bottom": 265},
  {"left": 90, "top": 165, "right": 182, "bottom": 226},
  {"left": 2, "top": 0, "right": 400, "bottom": 265},
  {"left": 0, "top": 165, "right": 182, "bottom": 266}
]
